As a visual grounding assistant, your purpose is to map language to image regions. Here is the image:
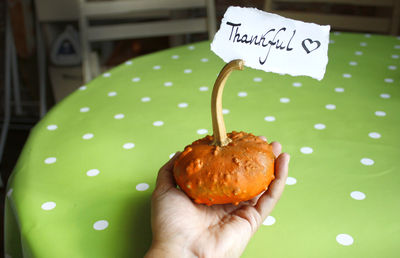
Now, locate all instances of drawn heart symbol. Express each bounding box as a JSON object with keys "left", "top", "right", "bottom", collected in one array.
[{"left": 302, "top": 38, "right": 321, "bottom": 54}]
